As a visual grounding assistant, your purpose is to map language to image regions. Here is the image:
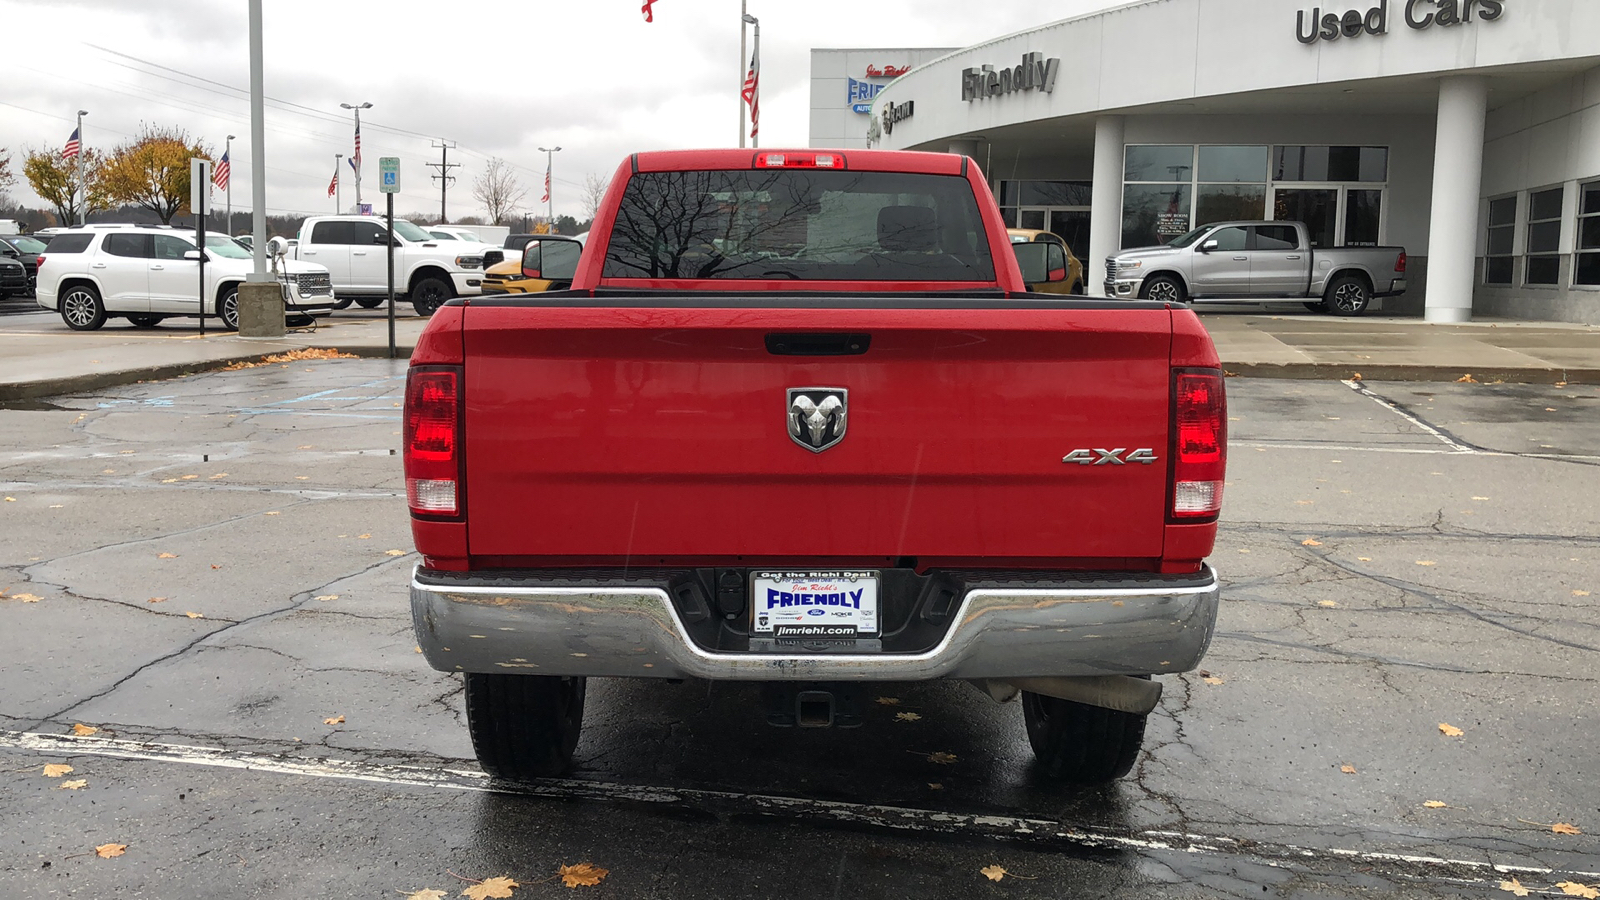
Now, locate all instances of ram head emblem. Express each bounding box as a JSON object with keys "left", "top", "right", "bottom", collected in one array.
[{"left": 787, "top": 388, "right": 849, "bottom": 452}]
